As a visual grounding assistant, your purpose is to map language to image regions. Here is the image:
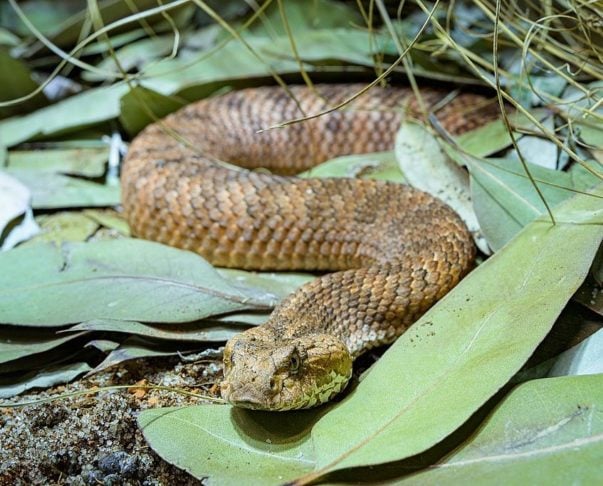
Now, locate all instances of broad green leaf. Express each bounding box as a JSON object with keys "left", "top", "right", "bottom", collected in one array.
[
  {"left": 83, "top": 209, "right": 130, "bottom": 236},
  {"left": 22, "top": 0, "right": 190, "bottom": 54},
  {"left": 0, "top": 239, "right": 274, "bottom": 326},
  {"left": 0, "top": 327, "right": 84, "bottom": 365},
  {"left": 5, "top": 168, "right": 120, "bottom": 209},
  {"left": 91, "top": 337, "right": 199, "bottom": 374},
  {"left": 139, "top": 405, "right": 320, "bottom": 484},
  {"left": 218, "top": 268, "right": 315, "bottom": 301},
  {"left": 0, "top": 28, "right": 380, "bottom": 145},
  {"left": 305, "top": 186, "right": 603, "bottom": 474},
  {"left": 83, "top": 36, "right": 179, "bottom": 83},
  {"left": 68, "top": 319, "right": 246, "bottom": 342},
  {"left": 0, "top": 28, "right": 20, "bottom": 47},
  {"left": 6, "top": 147, "right": 110, "bottom": 177},
  {"left": 0, "top": 49, "right": 47, "bottom": 119},
  {"left": 141, "top": 34, "right": 301, "bottom": 96},
  {"left": 248, "top": 0, "right": 362, "bottom": 38},
  {"left": 455, "top": 109, "right": 546, "bottom": 158},
  {"left": 119, "top": 86, "right": 186, "bottom": 135},
  {"left": 0, "top": 362, "right": 91, "bottom": 399},
  {"left": 467, "top": 156, "right": 601, "bottom": 250},
  {"left": 85, "top": 339, "right": 120, "bottom": 353},
  {"left": 23, "top": 212, "right": 99, "bottom": 246},
  {"left": 215, "top": 311, "right": 271, "bottom": 326},
  {"left": 299, "top": 151, "right": 404, "bottom": 183},
  {"left": 259, "top": 29, "right": 390, "bottom": 66},
  {"left": 396, "top": 375, "right": 603, "bottom": 485},
  {"left": 0, "top": 84, "right": 129, "bottom": 147}
]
